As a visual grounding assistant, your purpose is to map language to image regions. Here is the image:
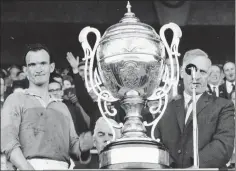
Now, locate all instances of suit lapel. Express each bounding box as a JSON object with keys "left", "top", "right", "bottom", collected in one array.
[
  {"left": 185, "top": 92, "right": 210, "bottom": 126},
  {"left": 219, "top": 82, "right": 227, "bottom": 98},
  {"left": 175, "top": 97, "right": 185, "bottom": 133}
]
